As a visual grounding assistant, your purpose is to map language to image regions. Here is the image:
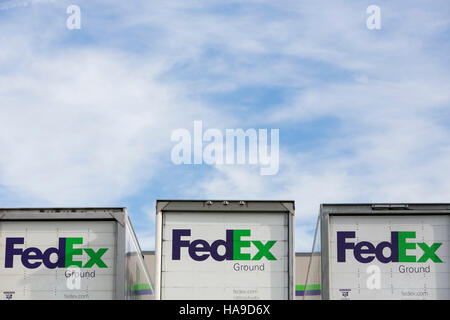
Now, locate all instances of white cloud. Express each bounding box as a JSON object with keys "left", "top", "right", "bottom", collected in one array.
[
  {"left": 1, "top": 0, "right": 449, "bottom": 252},
  {"left": 0, "top": 44, "right": 231, "bottom": 205}
]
